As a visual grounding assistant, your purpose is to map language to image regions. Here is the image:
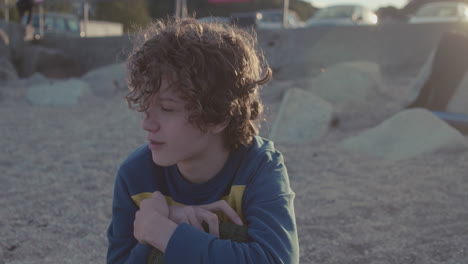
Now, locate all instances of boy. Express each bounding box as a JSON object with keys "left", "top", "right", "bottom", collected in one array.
[{"left": 107, "top": 18, "right": 299, "bottom": 263}]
